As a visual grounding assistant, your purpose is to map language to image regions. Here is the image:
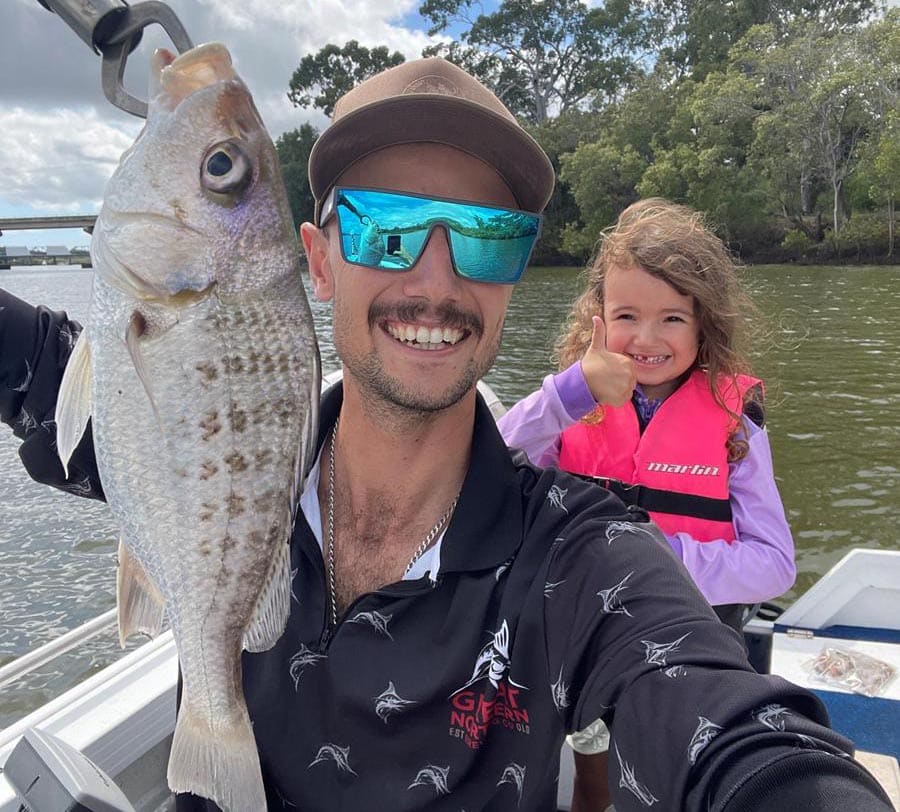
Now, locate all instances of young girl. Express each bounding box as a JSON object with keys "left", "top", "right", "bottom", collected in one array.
[{"left": 497, "top": 198, "right": 795, "bottom": 812}]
